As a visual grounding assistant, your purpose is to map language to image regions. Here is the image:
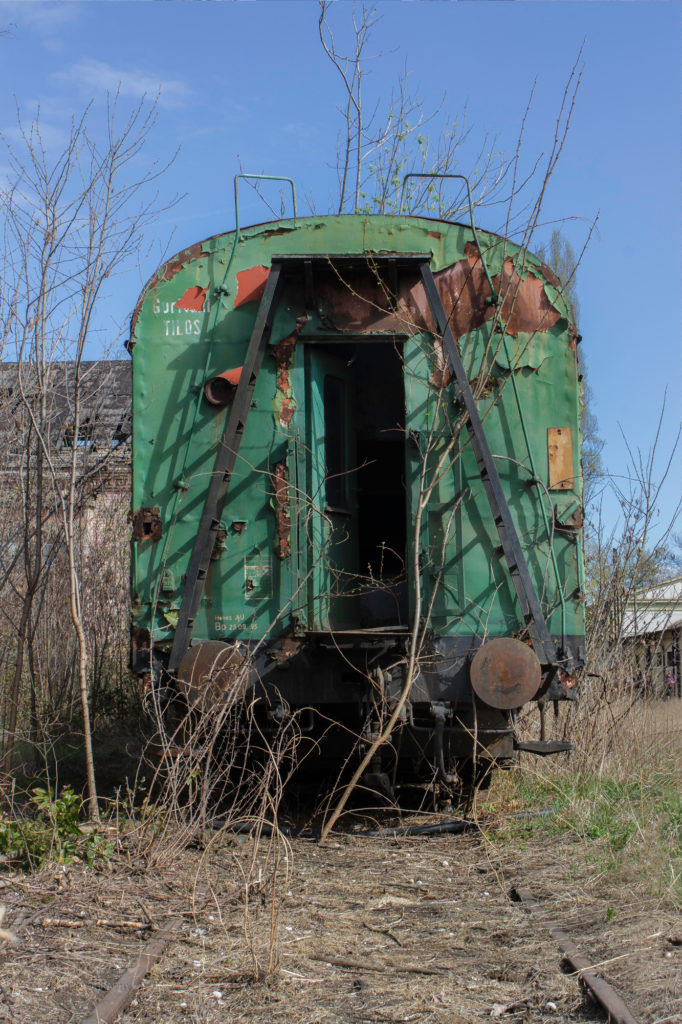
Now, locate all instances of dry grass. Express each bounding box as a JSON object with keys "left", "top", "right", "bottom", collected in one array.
[
  {"left": 0, "top": 696, "right": 680, "bottom": 1023},
  {"left": 1, "top": 807, "right": 680, "bottom": 1023}
]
